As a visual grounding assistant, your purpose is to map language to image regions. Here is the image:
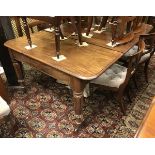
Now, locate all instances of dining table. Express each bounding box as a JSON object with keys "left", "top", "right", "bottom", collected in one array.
[{"left": 4, "top": 23, "right": 153, "bottom": 115}]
